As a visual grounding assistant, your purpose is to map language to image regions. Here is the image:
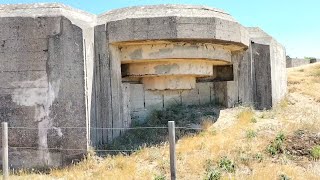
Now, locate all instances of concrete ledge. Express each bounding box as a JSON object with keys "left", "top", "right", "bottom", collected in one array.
[
  {"left": 97, "top": 4, "right": 235, "bottom": 24},
  {"left": 107, "top": 16, "right": 249, "bottom": 48}
]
